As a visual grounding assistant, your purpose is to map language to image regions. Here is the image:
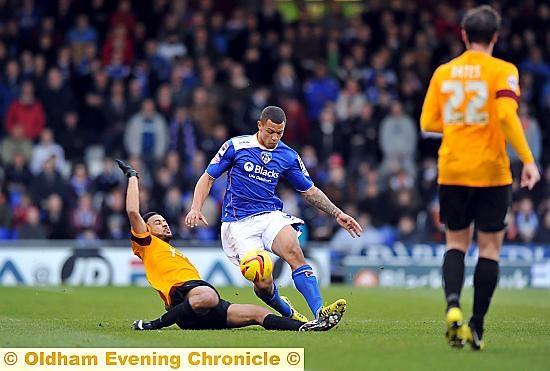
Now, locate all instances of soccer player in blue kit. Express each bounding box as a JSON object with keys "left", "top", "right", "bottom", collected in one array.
[{"left": 185, "top": 106, "right": 362, "bottom": 322}]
